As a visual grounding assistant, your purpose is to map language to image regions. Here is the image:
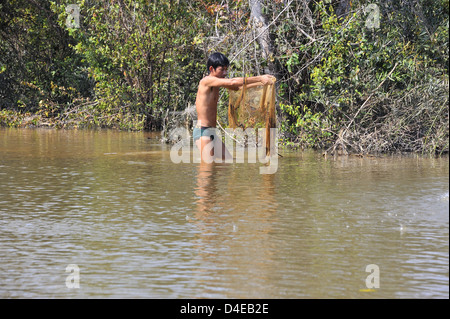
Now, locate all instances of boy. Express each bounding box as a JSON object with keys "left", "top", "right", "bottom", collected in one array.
[{"left": 194, "top": 52, "right": 275, "bottom": 162}]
